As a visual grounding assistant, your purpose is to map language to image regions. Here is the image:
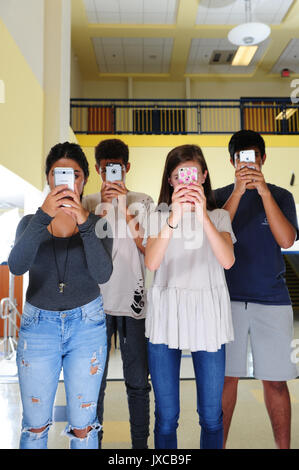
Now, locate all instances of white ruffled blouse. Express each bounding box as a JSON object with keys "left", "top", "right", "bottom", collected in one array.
[{"left": 144, "top": 208, "right": 236, "bottom": 352}]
